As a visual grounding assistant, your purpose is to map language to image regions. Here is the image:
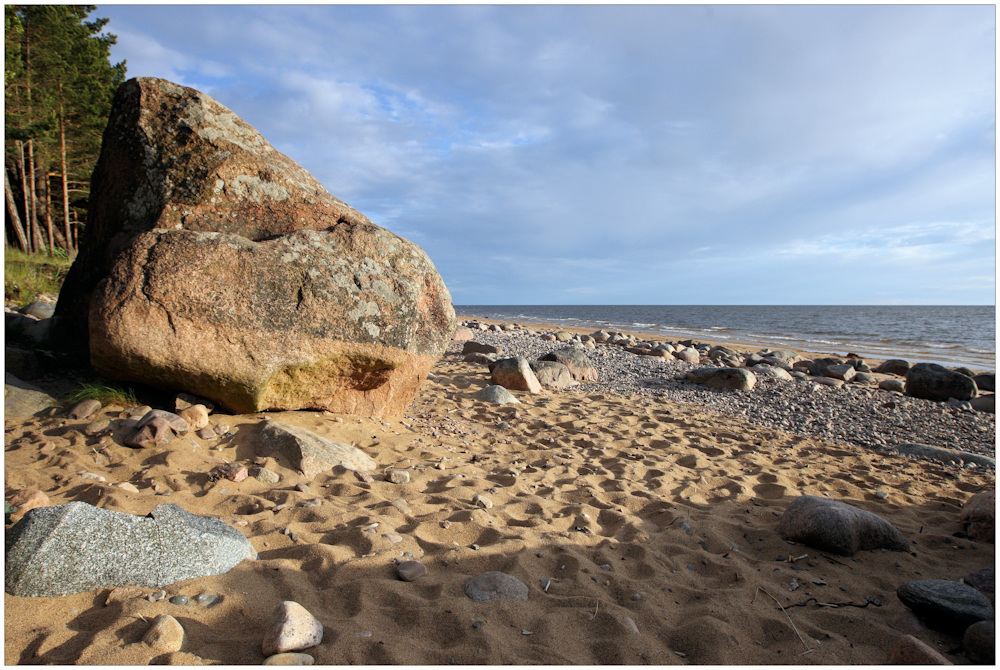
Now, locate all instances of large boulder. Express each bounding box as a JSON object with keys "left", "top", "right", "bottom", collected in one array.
[
  {"left": 528, "top": 360, "right": 576, "bottom": 389},
  {"left": 905, "top": 363, "right": 978, "bottom": 402},
  {"left": 489, "top": 357, "right": 542, "bottom": 394},
  {"left": 537, "top": 347, "right": 598, "bottom": 382},
  {"left": 54, "top": 78, "right": 454, "bottom": 417},
  {"left": 896, "top": 579, "right": 994, "bottom": 632},
  {"left": 777, "top": 495, "right": 909, "bottom": 556},
  {"left": 960, "top": 490, "right": 995, "bottom": 542},
  {"left": 5, "top": 501, "right": 256, "bottom": 597}
]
